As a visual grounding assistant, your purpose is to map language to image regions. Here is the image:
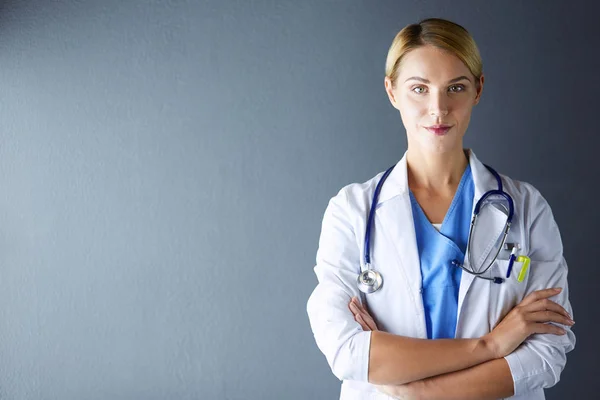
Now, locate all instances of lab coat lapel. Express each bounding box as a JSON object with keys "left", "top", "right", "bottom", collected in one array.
[
  {"left": 376, "top": 154, "right": 423, "bottom": 303},
  {"left": 457, "top": 150, "right": 505, "bottom": 320},
  {"left": 373, "top": 150, "right": 505, "bottom": 333}
]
